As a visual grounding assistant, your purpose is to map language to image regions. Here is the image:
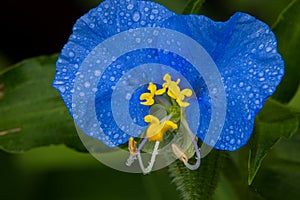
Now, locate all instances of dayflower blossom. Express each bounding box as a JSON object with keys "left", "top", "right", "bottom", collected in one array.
[{"left": 53, "top": 0, "right": 284, "bottom": 173}]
